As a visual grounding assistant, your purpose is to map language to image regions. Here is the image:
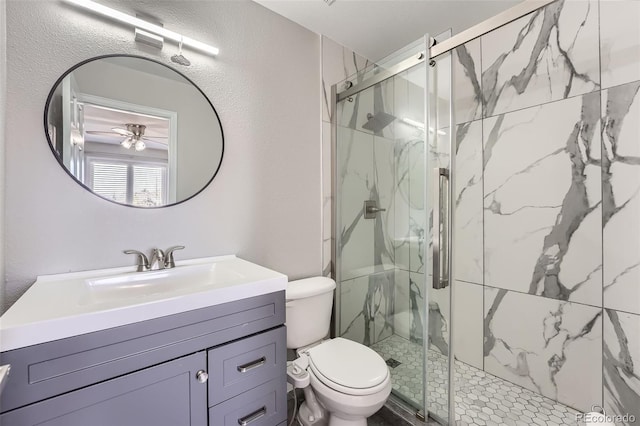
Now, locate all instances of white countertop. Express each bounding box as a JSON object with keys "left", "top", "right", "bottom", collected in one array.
[{"left": 0, "top": 255, "right": 287, "bottom": 352}]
